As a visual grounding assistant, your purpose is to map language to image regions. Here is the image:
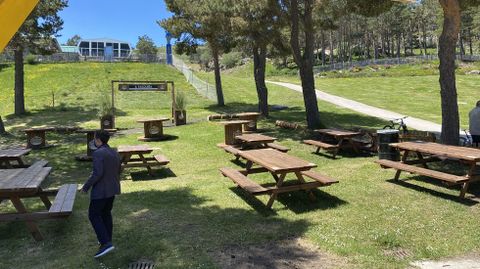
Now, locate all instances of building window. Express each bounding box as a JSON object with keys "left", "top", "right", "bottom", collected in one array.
[{"left": 79, "top": 41, "right": 89, "bottom": 56}]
